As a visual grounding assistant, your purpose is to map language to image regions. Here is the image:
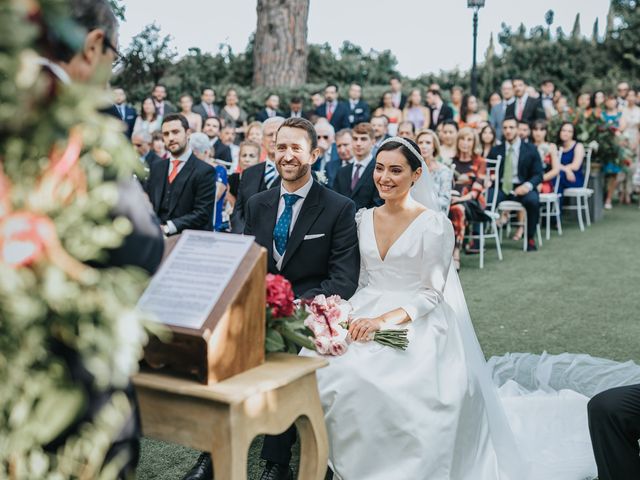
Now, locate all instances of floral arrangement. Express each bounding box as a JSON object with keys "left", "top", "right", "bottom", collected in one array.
[
  {"left": 1, "top": 1, "right": 155, "bottom": 477},
  {"left": 264, "top": 275, "right": 409, "bottom": 355}
]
